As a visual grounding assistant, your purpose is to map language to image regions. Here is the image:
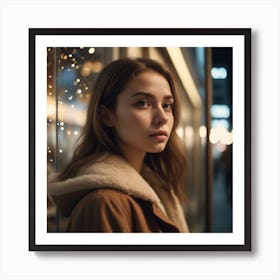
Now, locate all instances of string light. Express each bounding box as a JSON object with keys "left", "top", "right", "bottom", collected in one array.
[
  {"left": 47, "top": 47, "right": 101, "bottom": 162},
  {"left": 88, "top": 47, "right": 95, "bottom": 54}
]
